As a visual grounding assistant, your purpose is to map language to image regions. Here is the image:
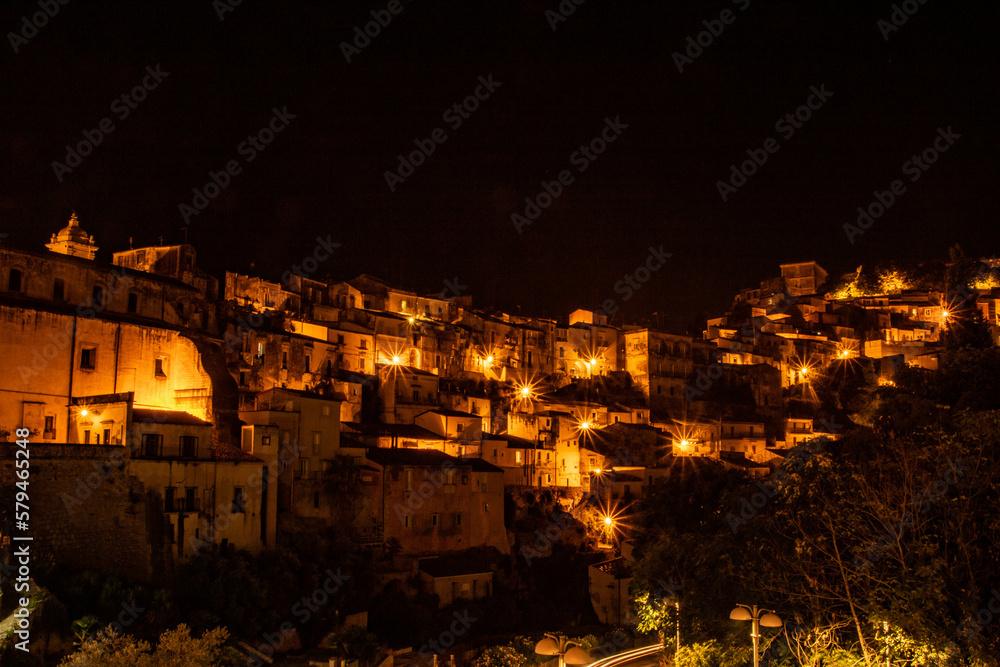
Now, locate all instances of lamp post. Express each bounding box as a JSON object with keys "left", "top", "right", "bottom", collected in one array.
[
  {"left": 535, "top": 633, "right": 592, "bottom": 667},
  {"left": 729, "top": 604, "right": 781, "bottom": 667}
]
